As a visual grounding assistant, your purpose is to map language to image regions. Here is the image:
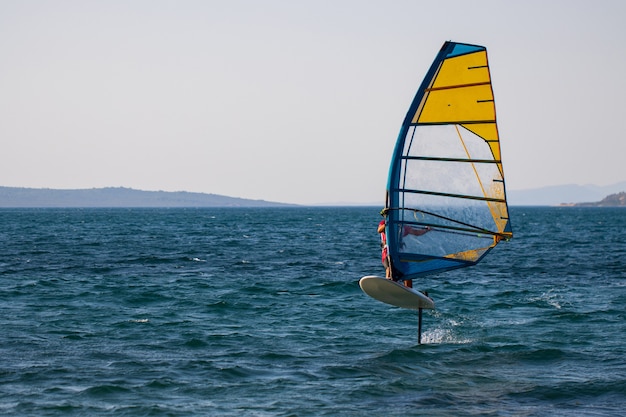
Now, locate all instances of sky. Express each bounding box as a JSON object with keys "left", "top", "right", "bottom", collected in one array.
[{"left": 1, "top": 0, "right": 625, "bottom": 205}]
